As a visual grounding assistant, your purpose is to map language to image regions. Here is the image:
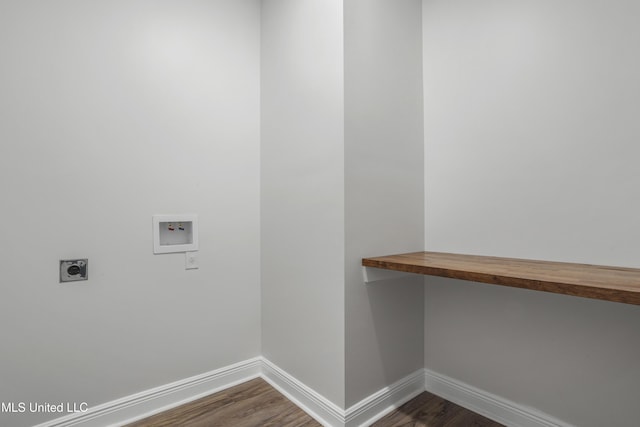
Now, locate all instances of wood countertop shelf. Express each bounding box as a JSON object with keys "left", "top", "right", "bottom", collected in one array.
[{"left": 362, "top": 251, "right": 640, "bottom": 305}]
